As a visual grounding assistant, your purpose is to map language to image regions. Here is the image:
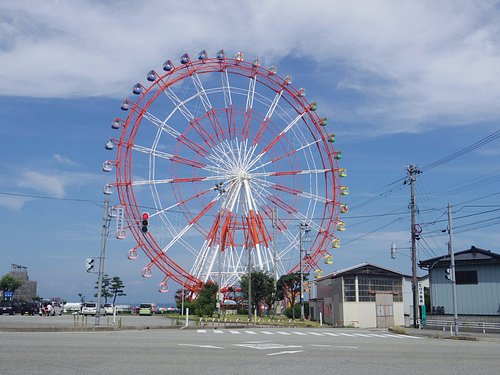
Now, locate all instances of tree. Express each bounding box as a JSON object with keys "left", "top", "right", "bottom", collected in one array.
[
  {"left": 240, "top": 271, "right": 275, "bottom": 316},
  {"left": 196, "top": 281, "right": 218, "bottom": 317},
  {"left": 0, "top": 274, "right": 23, "bottom": 300},
  {"left": 94, "top": 274, "right": 112, "bottom": 303},
  {"left": 277, "top": 273, "right": 301, "bottom": 319},
  {"left": 109, "top": 276, "right": 126, "bottom": 305}
]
